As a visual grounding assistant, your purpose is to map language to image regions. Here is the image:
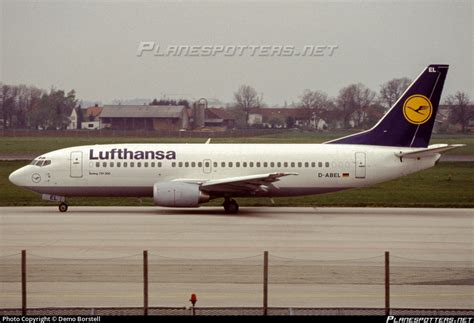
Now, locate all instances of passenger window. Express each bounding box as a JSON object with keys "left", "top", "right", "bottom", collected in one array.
[
  {"left": 144, "top": 162, "right": 149, "bottom": 167},
  {"left": 213, "top": 162, "right": 217, "bottom": 168},
  {"left": 243, "top": 162, "right": 247, "bottom": 167},
  {"left": 277, "top": 162, "right": 281, "bottom": 167},
  {"left": 291, "top": 162, "right": 295, "bottom": 168},
  {"left": 110, "top": 162, "right": 114, "bottom": 167},
  {"left": 130, "top": 162, "right": 135, "bottom": 167},
  {"left": 305, "top": 162, "right": 309, "bottom": 168},
  {"left": 117, "top": 162, "right": 121, "bottom": 167},
  {"left": 229, "top": 162, "right": 233, "bottom": 167},
  {"left": 158, "top": 162, "right": 162, "bottom": 167},
  {"left": 270, "top": 162, "right": 274, "bottom": 167},
  {"left": 284, "top": 162, "right": 288, "bottom": 167},
  {"left": 178, "top": 162, "right": 183, "bottom": 167},
  {"left": 96, "top": 162, "right": 100, "bottom": 168},
  {"left": 221, "top": 162, "right": 225, "bottom": 168},
  {"left": 318, "top": 162, "right": 322, "bottom": 167},
  {"left": 256, "top": 162, "right": 261, "bottom": 167},
  {"left": 198, "top": 162, "right": 203, "bottom": 167},
  {"left": 236, "top": 162, "right": 240, "bottom": 167},
  {"left": 249, "top": 162, "right": 254, "bottom": 168},
  {"left": 263, "top": 162, "right": 268, "bottom": 167},
  {"left": 185, "top": 162, "right": 189, "bottom": 168},
  {"left": 102, "top": 162, "right": 107, "bottom": 167},
  {"left": 172, "top": 162, "right": 176, "bottom": 168},
  {"left": 151, "top": 162, "right": 155, "bottom": 167},
  {"left": 311, "top": 162, "right": 316, "bottom": 167},
  {"left": 298, "top": 162, "right": 302, "bottom": 168},
  {"left": 325, "top": 162, "right": 330, "bottom": 167},
  {"left": 123, "top": 162, "right": 128, "bottom": 167},
  {"left": 191, "top": 162, "right": 196, "bottom": 167},
  {"left": 137, "top": 162, "right": 142, "bottom": 168}
]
